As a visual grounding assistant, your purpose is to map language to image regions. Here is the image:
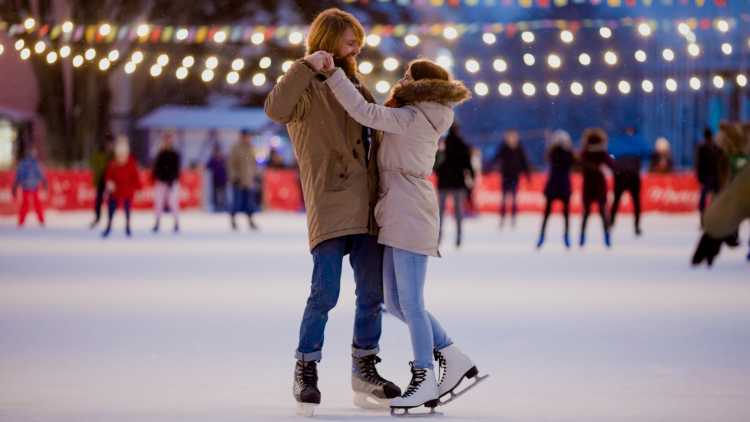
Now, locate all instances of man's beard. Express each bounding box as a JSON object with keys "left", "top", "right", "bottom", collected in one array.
[{"left": 334, "top": 55, "right": 358, "bottom": 80}]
